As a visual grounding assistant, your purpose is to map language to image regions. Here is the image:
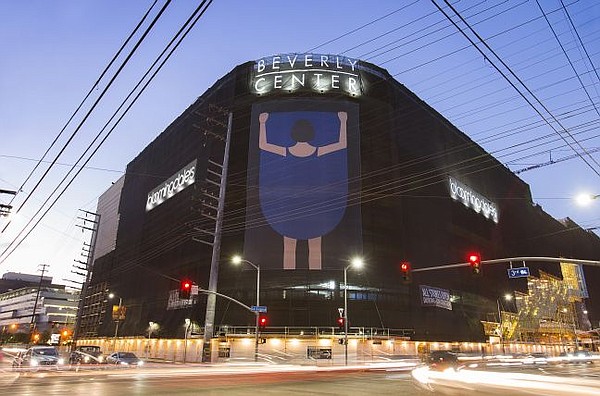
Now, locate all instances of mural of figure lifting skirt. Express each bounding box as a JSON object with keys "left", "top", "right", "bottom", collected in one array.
[{"left": 258, "top": 111, "right": 348, "bottom": 270}]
